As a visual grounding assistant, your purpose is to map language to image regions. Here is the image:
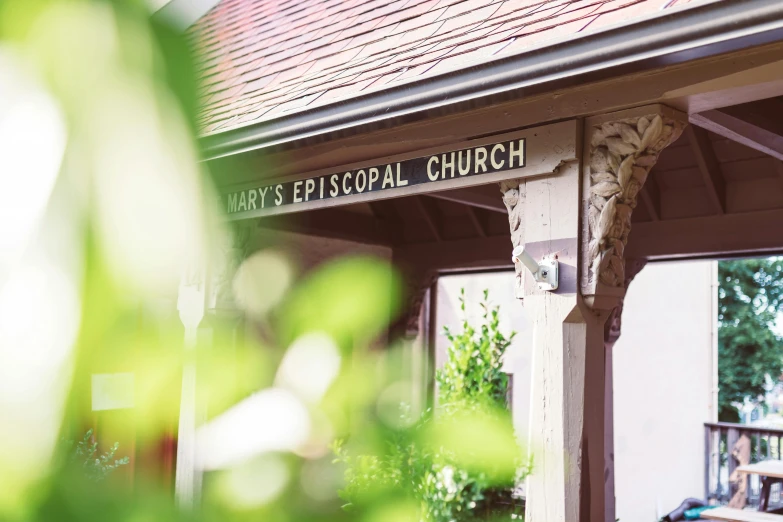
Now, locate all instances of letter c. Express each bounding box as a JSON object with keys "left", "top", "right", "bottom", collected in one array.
[
  {"left": 342, "top": 172, "right": 353, "bottom": 195},
  {"left": 427, "top": 156, "right": 440, "bottom": 181}
]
